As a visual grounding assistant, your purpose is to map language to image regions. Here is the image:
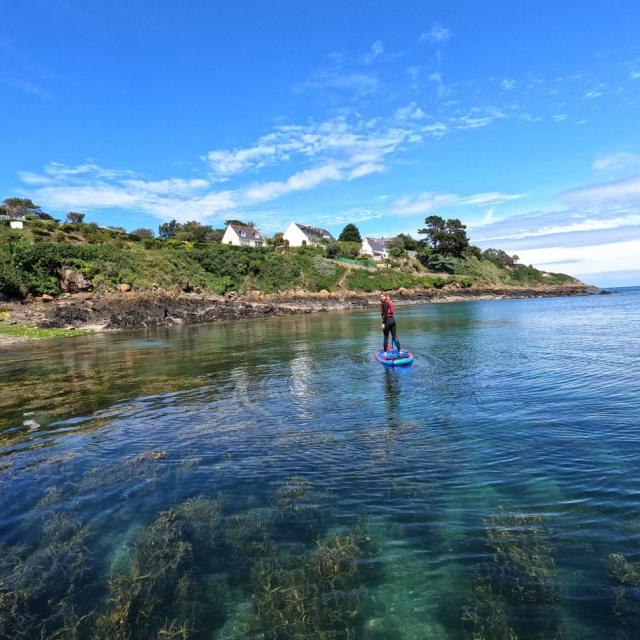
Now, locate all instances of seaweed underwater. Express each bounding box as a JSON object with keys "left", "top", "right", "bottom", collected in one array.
[
  {"left": 607, "top": 552, "right": 640, "bottom": 637},
  {"left": 461, "top": 511, "right": 563, "bottom": 640},
  {"left": 93, "top": 497, "right": 225, "bottom": 639},
  {"left": 0, "top": 460, "right": 385, "bottom": 640},
  {"left": 0, "top": 511, "right": 92, "bottom": 639}
]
